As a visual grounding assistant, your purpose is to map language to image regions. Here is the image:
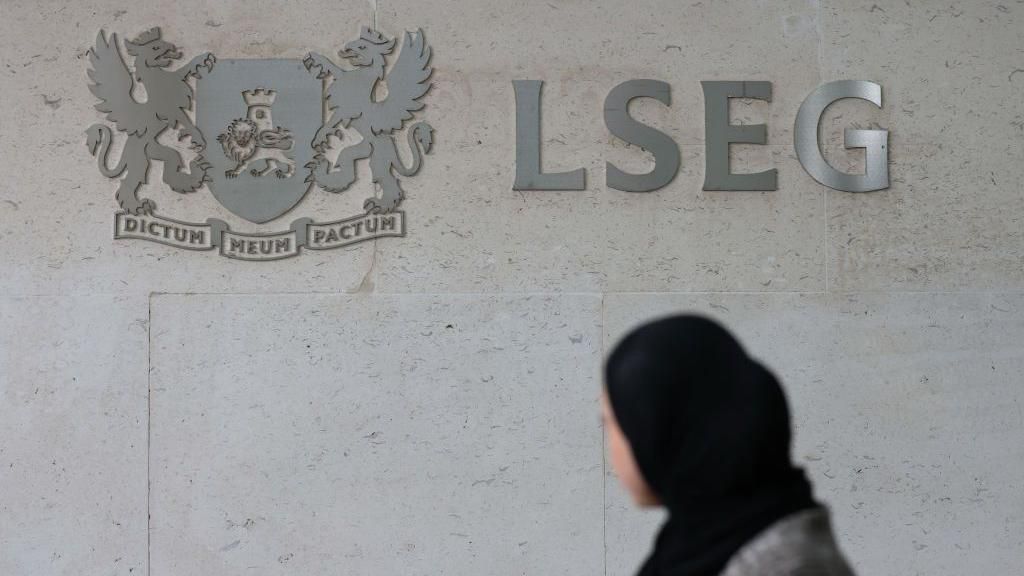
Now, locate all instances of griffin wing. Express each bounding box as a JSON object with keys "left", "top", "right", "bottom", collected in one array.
[
  {"left": 87, "top": 31, "right": 148, "bottom": 137},
  {"left": 367, "top": 29, "right": 432, "bottom": 135}
]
